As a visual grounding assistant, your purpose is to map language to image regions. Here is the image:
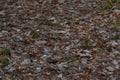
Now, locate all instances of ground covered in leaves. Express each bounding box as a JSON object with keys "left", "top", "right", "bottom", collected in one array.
[{"left": 0, "top": 0, "right": 120, "bottom": 80}]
